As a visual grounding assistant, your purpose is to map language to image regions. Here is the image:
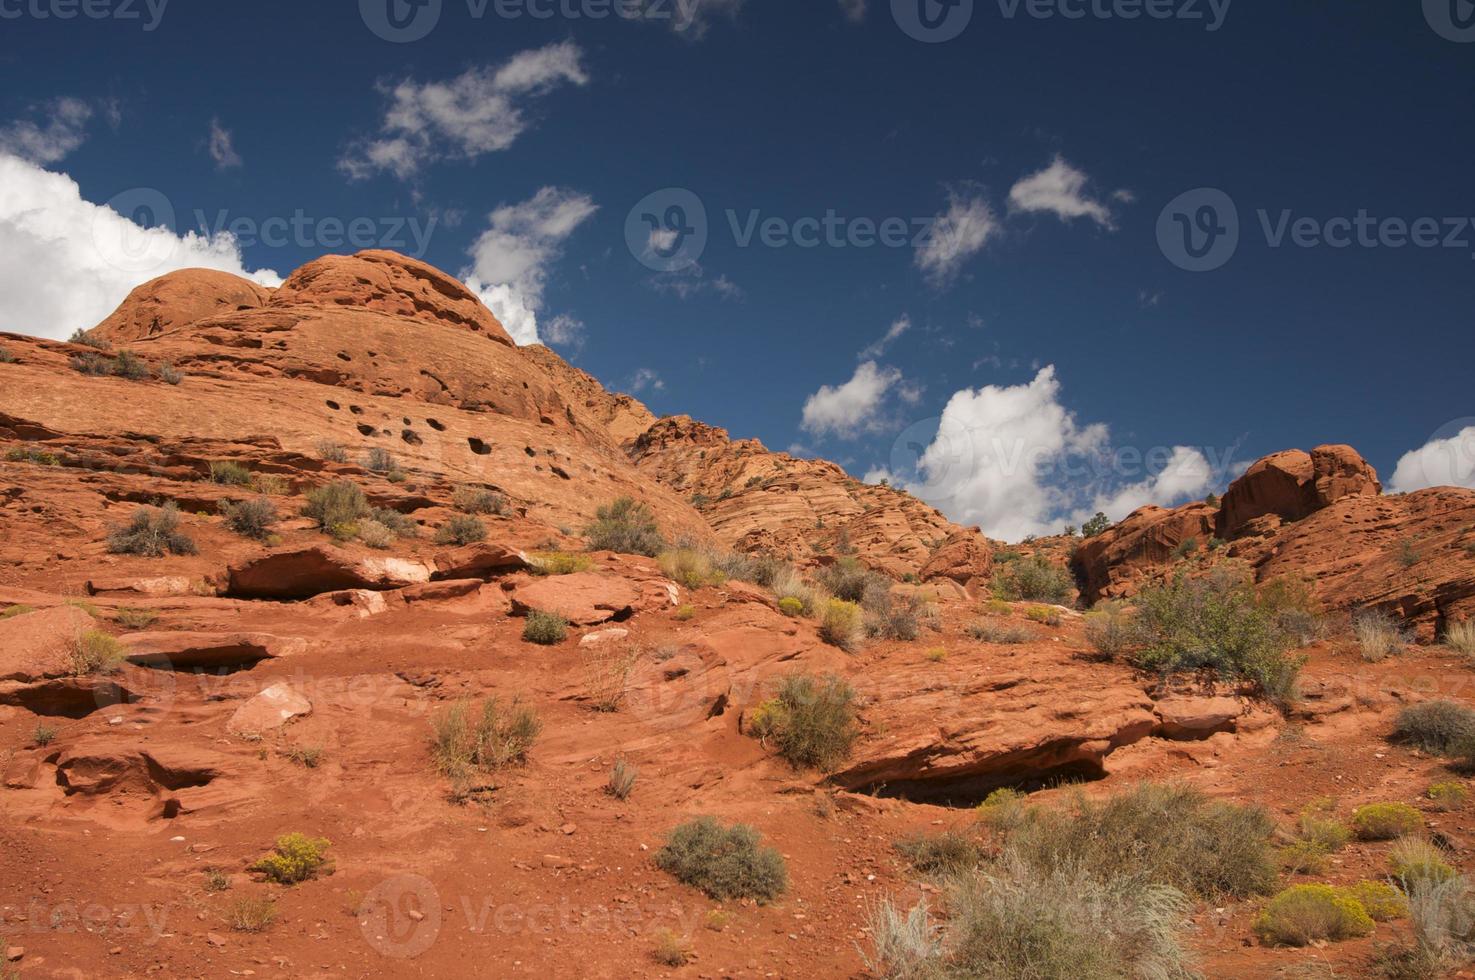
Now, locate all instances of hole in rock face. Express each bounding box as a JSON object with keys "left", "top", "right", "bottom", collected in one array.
[
  {"left": 427, "top": 418, "right": 446, "bottom": 432},
  {"left": 326, "top": 400, "right": 340, "bottom": 410},
  {"left": 336, "top": 352, "right": 352, "bottom": 362},
  {"left": 402, "top": 429, "right": 423, "bottom": 446},
  {"left": 357, "top": 424, "right": 377, "bottom": 437},
  {"left": 468, "top": 438, "right": 491, "bottom": 456},
  {"left": 850, "top": 759, "right": 1106, "bottom": 809}
]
